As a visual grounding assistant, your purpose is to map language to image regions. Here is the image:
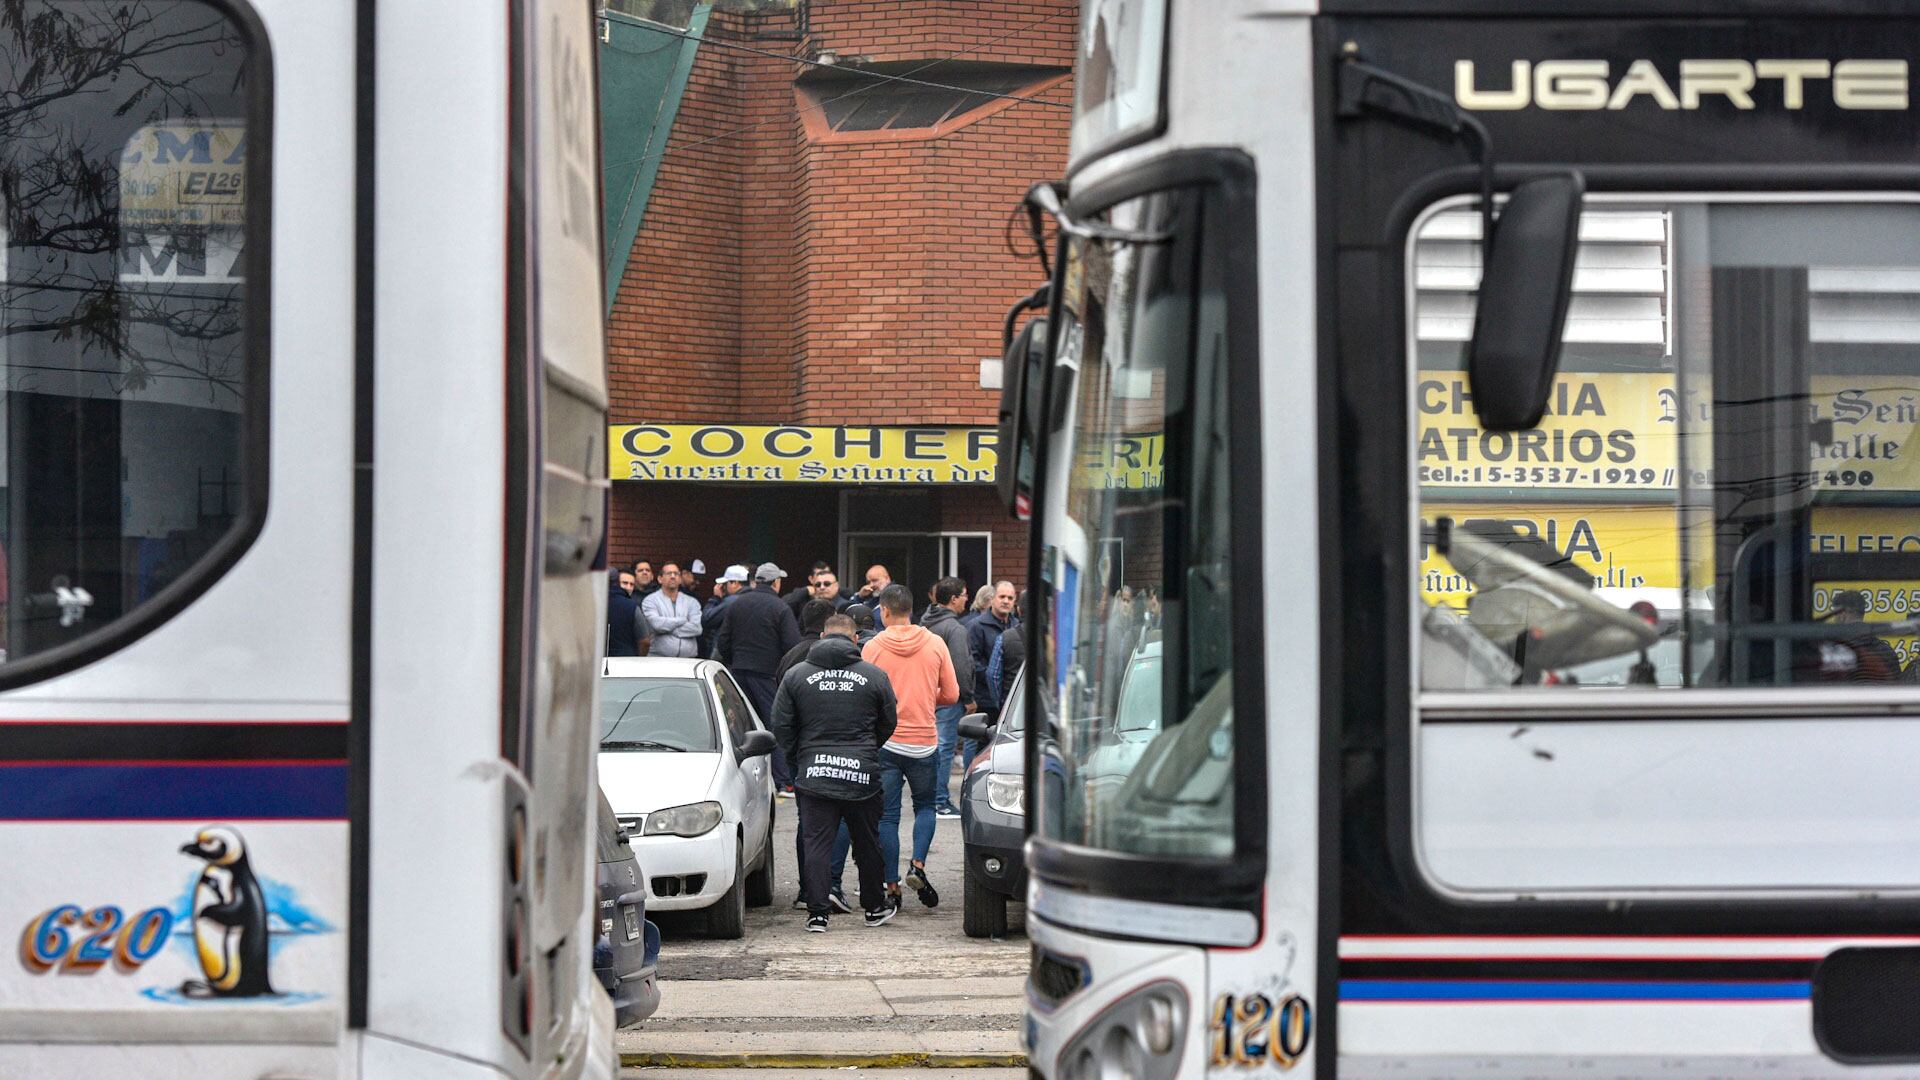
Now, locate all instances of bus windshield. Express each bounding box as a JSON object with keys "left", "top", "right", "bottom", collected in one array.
[
  {"left": 1038, "top": 182, "right": 1237, "bottom": 860},
  {"left": 1416, "top": 196, "right": 1920, "bottom": 693}
]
